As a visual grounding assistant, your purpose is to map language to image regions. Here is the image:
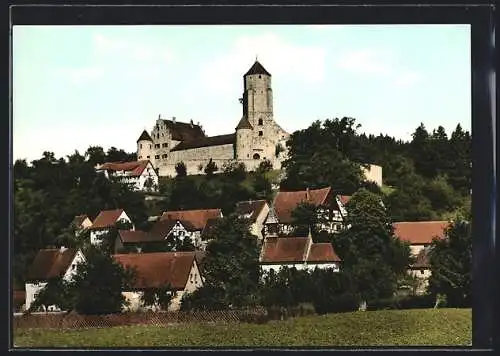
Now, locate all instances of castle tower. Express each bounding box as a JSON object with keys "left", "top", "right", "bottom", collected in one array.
[
  {"left": 235, "top": 117, "right": 253, "bottom": 160},
  {"left": 242, "top": 60, "right": 273, "bottom": 127},
  {"left": 136, "top": 130, "right": 153, "bottom": 161}
]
